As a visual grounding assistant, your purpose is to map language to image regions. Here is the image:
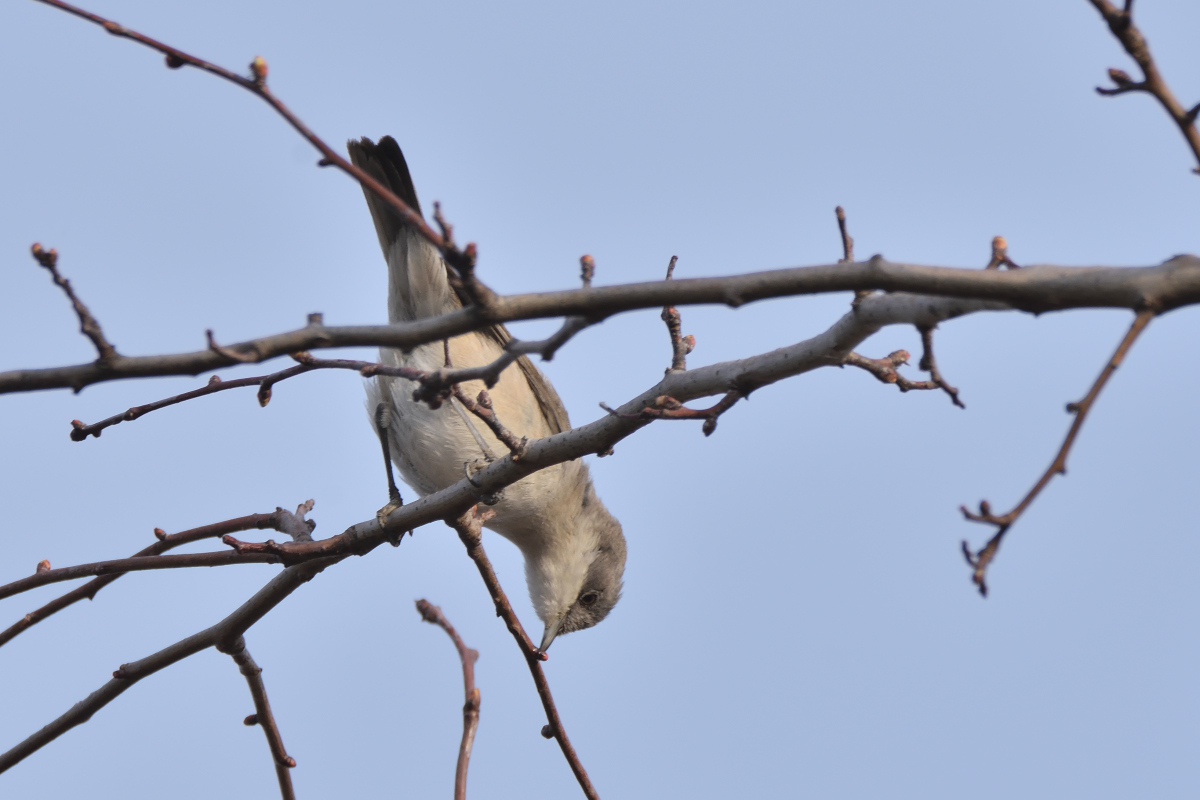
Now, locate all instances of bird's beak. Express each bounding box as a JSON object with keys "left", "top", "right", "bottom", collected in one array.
[{"left": 539, "top": 617, "right": 564, "bottom": 652}]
